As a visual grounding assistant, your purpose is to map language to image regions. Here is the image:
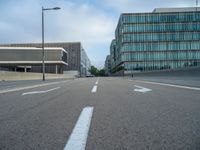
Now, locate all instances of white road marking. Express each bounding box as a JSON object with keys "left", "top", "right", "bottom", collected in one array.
[
  {"left": 134, "top": 80, "right": 200, "bottom": 91},
  {"left": 22, "top": 87, "right": 60, "bottom": 96},
  {"left": 91, "top": 85, "right": 97, "bottom": 93},
  {"left": 134, "top": 85, "right": 152, "bottom": 93},
  {"left": 95, "top": 78, "right": 99, "bottom": 85},
  {"left": 0, "top": 80, "right": 68, "bottom": 94},
  {"left": 64, "top": 107, "right": 94, "bottom": 150}
]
